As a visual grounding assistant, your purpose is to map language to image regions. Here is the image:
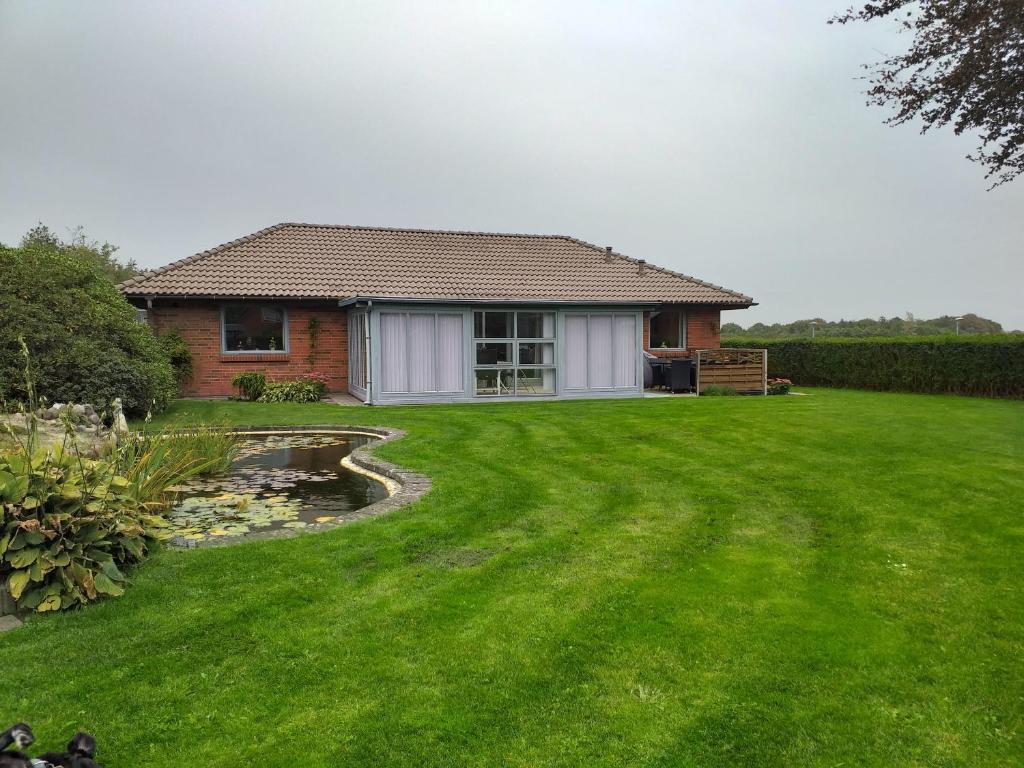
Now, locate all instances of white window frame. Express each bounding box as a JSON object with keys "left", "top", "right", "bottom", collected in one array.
[
  {"left": 220, "top": 304, "right": 289, "bottom": 354},
  {"left": 649, "top": 308, "right": 687, "bottom": 350}
]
